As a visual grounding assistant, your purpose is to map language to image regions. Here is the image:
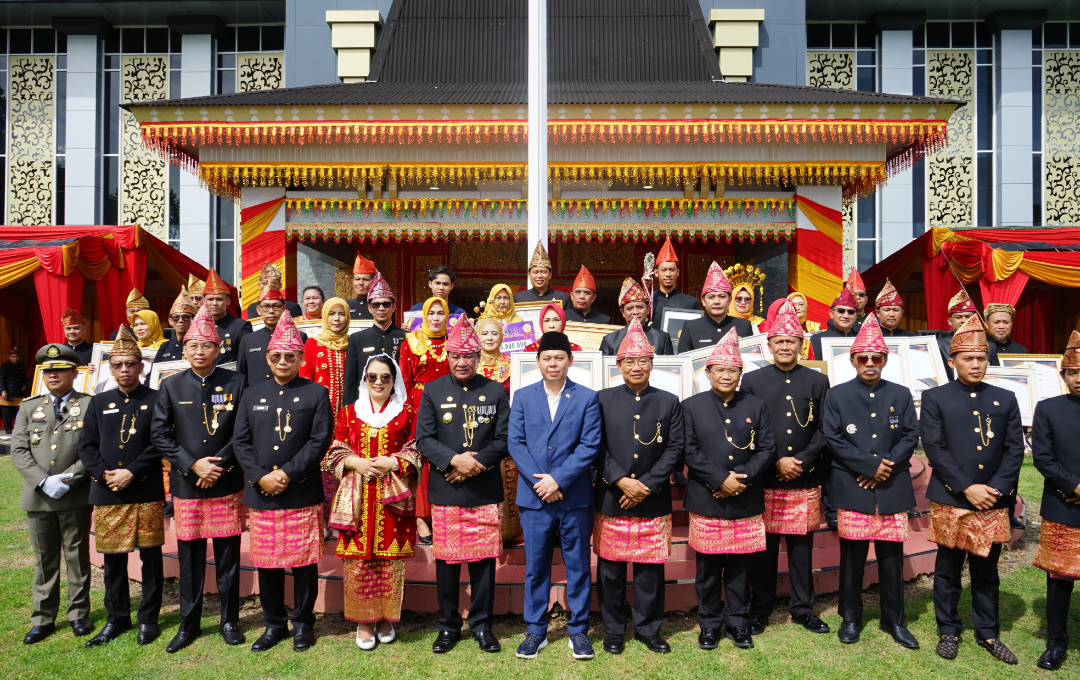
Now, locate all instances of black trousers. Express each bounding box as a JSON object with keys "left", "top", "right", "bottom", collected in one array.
[
  {"left": 2, "top": 405, "right": 18, "bottom": 433},
  {"left": 695, "top": 552, "right": 753, "bottom": 629},
  {"left": 596, "top": 556, "right": 664, "bottom": 637},
  {"left": 820, "top": 478, "right": 837, "bottom": 525},
  {"left": 1046, "top": 574, "right": 1074, "bottom": 652},
  {"left": 258, "top": 565, "right": 318, "bottom": 632},
  {"left": 750, "top": 532, "right": 816, "bottom": 619},
  {"left": 436, "top": 558, "right": 495, "bottom": 633},
  {"left": 176, "top": 536, "right": 241, "bottom": 634},
  {"left": 102, "top": 547, "right": 163, "bottom": 626},
  {"left": 838, "top": 538, "right": 904, "bottom": 627},
  {"left": 933, "top": 543, "right": 1002, "bottom": 639}
]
